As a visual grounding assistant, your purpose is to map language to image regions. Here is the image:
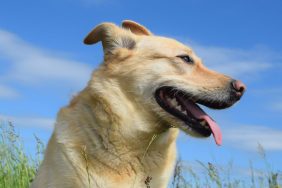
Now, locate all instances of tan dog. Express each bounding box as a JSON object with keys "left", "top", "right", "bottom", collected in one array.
[{"left": 31, "top": 20, "right": 246, "bottom": 188}]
